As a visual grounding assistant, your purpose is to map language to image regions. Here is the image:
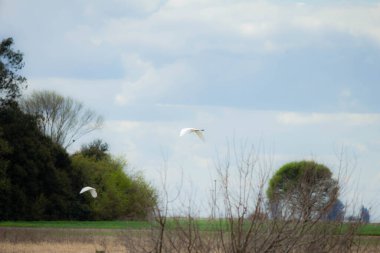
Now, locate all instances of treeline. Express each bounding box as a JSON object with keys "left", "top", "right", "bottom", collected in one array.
[{"left": 0, "top": 37, "right": 157, "bottom": 220}]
